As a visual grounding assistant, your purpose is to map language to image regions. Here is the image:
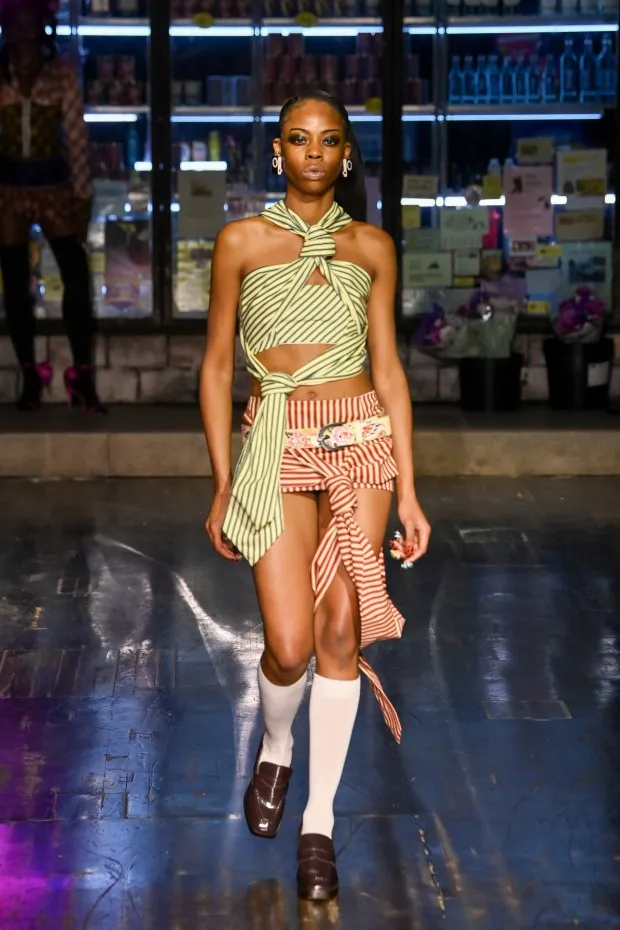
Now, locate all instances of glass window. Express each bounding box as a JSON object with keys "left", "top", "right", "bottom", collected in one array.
[
  {"left": 171, "top": 14, "right": 255, "bottom": 317},
  {"left": 78, "top": 1, "right": 152, "bottom": 319}
]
